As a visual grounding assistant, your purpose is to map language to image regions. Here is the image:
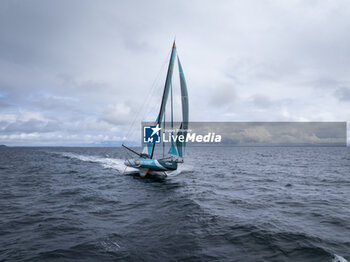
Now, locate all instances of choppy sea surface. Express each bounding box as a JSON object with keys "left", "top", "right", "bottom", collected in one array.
[{"left": 0, "top": 147, "right": 349, "bottom": 262}]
